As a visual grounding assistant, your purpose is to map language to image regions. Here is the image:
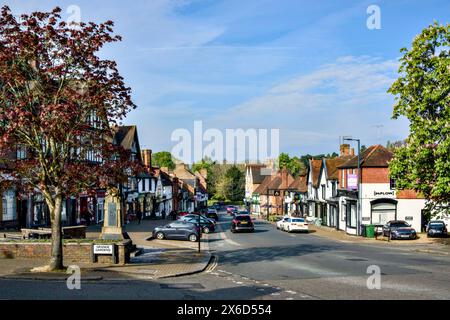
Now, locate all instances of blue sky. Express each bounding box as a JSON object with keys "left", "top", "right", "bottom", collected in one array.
[{"left": 4, "top": 0, "right": 450, "bottom": 160}]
